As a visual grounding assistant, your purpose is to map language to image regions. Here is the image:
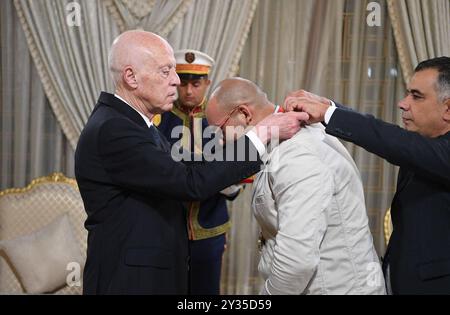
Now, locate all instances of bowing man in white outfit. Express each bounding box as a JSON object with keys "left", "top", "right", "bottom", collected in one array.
[{"left": 206, "top": 78, "right": 386, "bottom": 295}]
